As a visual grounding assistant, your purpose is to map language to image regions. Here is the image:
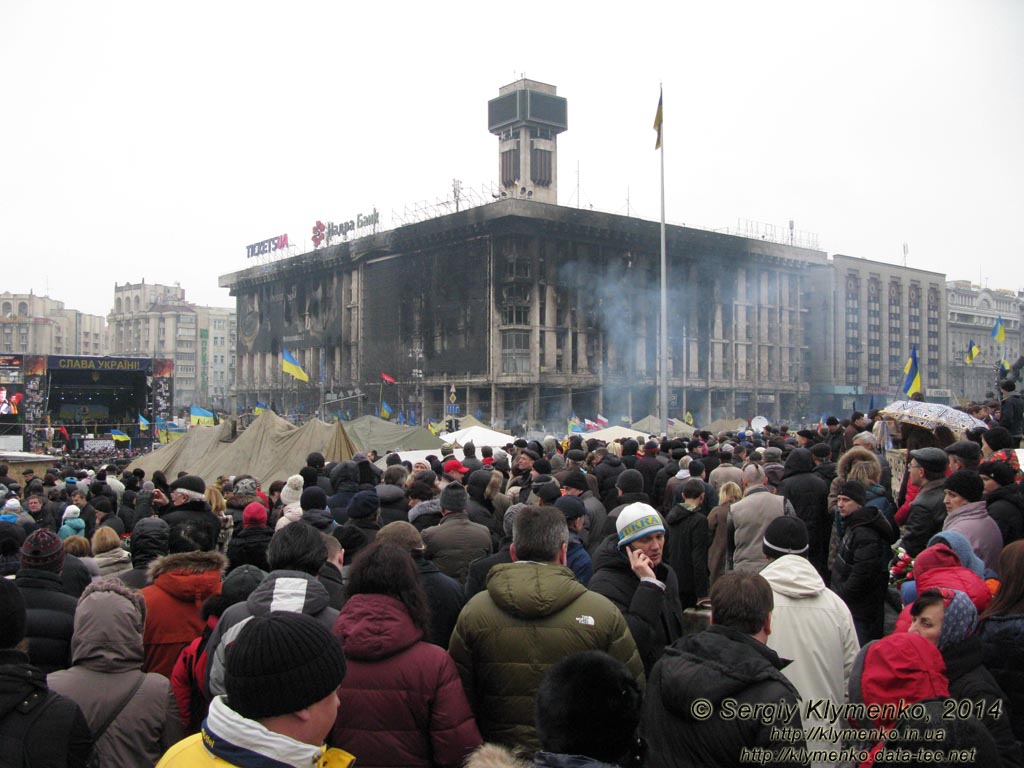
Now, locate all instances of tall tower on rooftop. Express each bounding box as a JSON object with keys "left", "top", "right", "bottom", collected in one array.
[{"left": 488, "top": 79, "right": 567, "bottom": 205}]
